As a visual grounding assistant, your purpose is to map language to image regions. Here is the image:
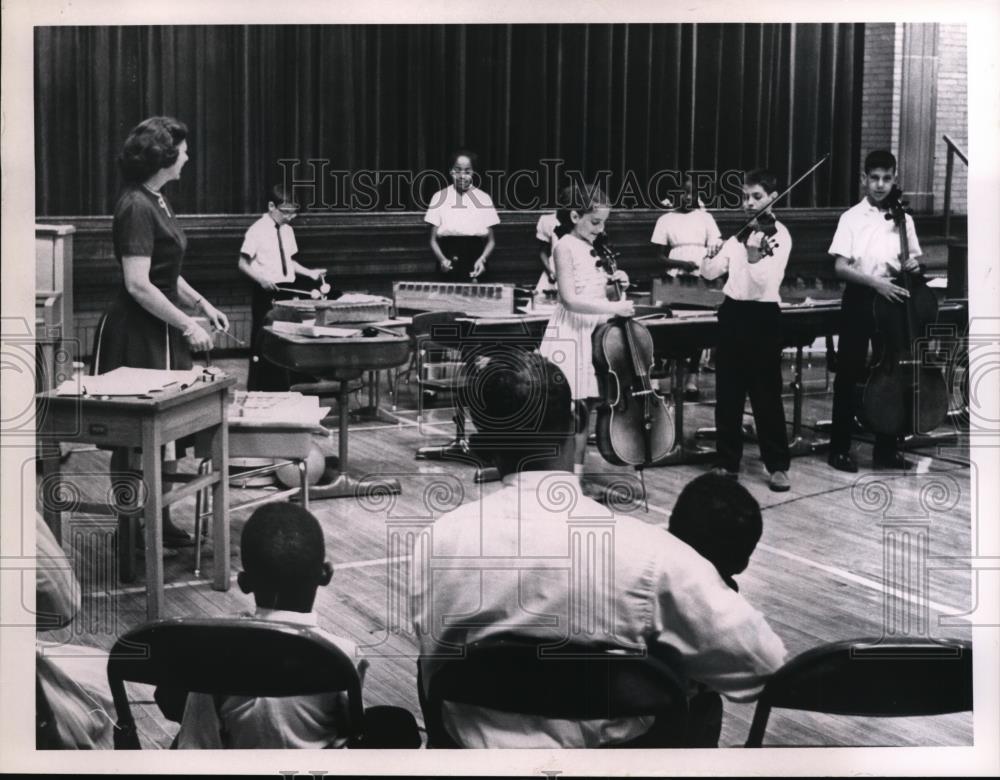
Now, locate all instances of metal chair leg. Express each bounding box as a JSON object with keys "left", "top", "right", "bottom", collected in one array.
[
  {"left": 298, "top": 459, "right": 309, "bottom": 510},
  {"left": 193, "top": 459, "right": 211, "bottom": 578}
]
